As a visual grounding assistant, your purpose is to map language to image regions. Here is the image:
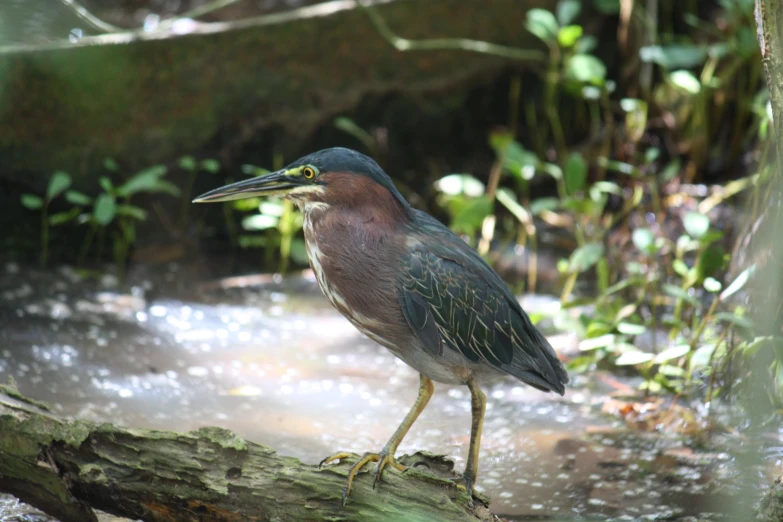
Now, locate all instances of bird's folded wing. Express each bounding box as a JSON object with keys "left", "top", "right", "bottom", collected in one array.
[{"left": 398, "top": 210, "right": 568, "bottom": 394}]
